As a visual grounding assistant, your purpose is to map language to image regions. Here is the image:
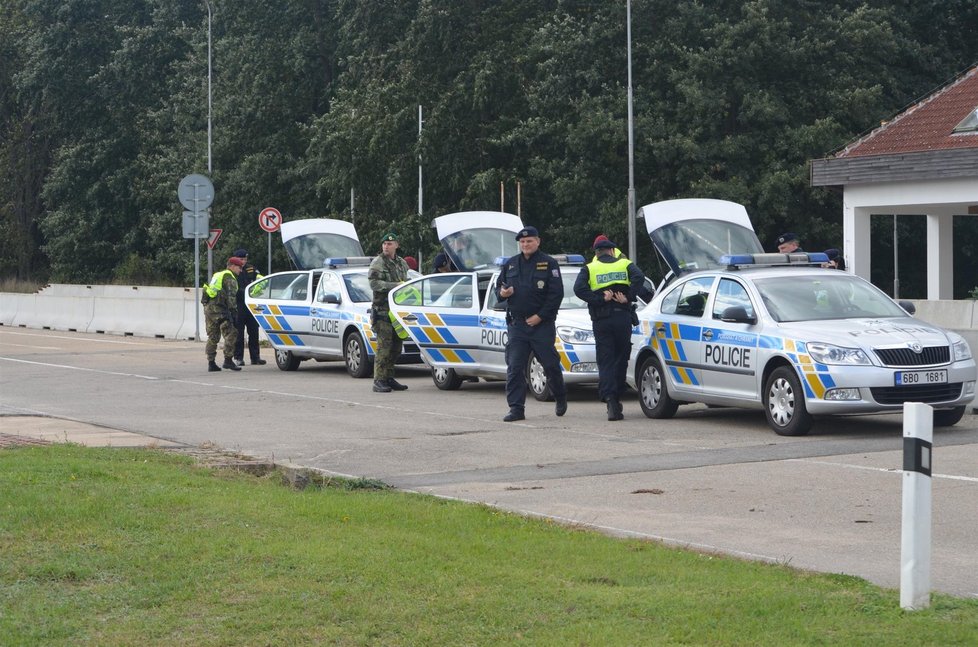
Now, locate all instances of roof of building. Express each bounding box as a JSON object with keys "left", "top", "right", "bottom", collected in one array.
[{"left": 834, "top": 66, "right": 978, "bottom": 158}]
